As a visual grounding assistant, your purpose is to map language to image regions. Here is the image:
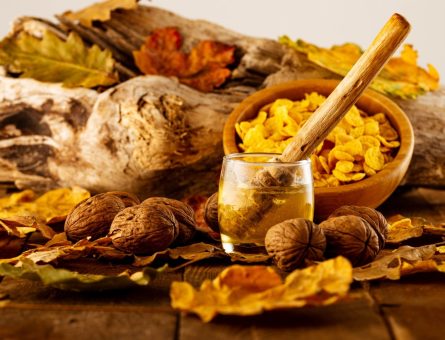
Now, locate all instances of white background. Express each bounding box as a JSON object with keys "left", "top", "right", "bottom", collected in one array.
[{"left": 0, "top": 0, "right": 444, "bottom": 79}]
